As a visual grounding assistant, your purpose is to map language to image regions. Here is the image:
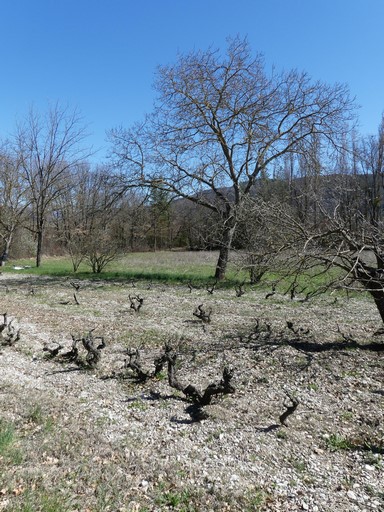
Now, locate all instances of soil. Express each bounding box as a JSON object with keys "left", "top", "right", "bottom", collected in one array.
[{"left": 0, "top": 272, "right": 383, "bottom": 511}]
